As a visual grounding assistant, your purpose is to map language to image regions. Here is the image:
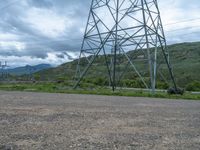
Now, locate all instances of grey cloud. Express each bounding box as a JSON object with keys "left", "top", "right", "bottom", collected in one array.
[
  {"left": 0, "top": 0, "right": 89, "bottom": 59},
  {"left": 27, "top": 0, "right": 53, "bottom": 8},
  {"left": 56, "top": 52, "right": 73, "bottom": 60},
  {"left": 0, "top": 0, "right": 200, "bottom": 66},
  {"left": 63, "top": 52, "right": 74, "bottom": 60},
  {"left": 56, "top": 53, "right": 65, "bottom": 59}
]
